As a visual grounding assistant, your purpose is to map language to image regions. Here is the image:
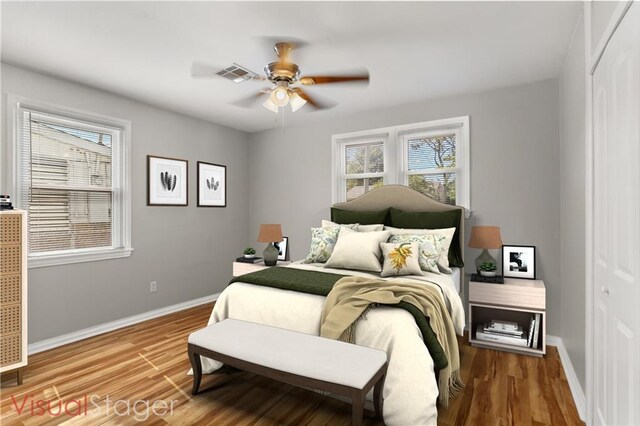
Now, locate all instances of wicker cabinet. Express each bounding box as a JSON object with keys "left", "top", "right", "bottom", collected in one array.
[{"left": 0, "top": 210, "right": 28, "bottom": 384}]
